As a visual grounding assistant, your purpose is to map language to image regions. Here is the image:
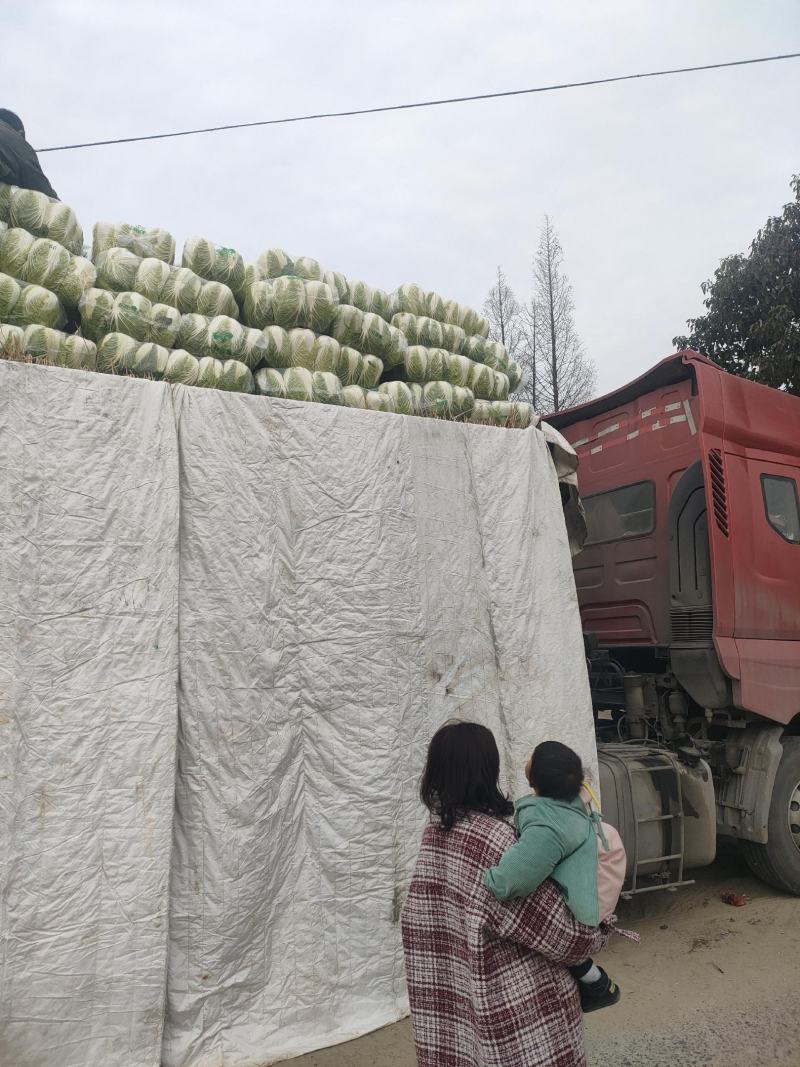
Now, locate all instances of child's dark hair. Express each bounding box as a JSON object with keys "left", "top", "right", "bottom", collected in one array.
[
  {"left": 528, "top": 741, "right": 583, "bottom": 800},
  {"left": 420, "top": 721, "right": 514, "bottom": 831}
]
